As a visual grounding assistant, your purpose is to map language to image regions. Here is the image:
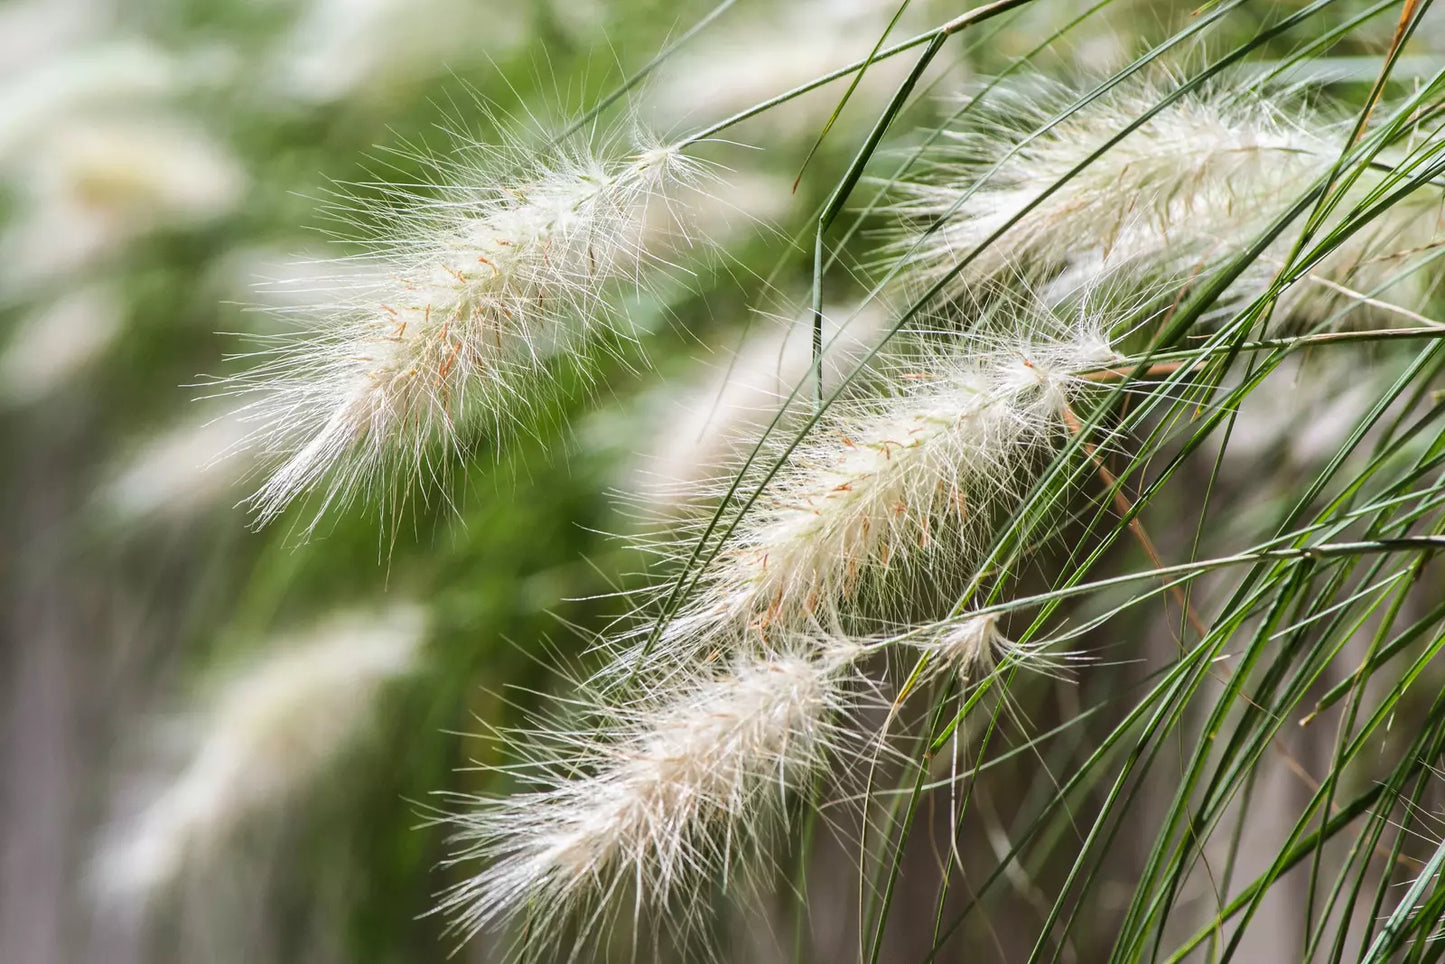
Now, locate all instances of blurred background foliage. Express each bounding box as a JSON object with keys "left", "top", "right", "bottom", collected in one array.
[{"left": 1, "top": 1, "right": 1442, "bottom": 962}]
